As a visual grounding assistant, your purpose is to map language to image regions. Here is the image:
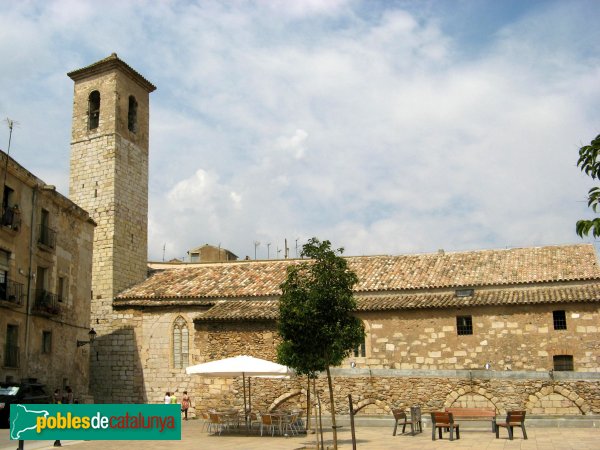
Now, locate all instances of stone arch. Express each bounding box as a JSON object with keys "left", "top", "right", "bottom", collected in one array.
[
  {"left": 444, "top": 385, "right": 502, "bottom": 412},
  {"left": 268, "top": 389, "right": 307, "bottom": 412},
  {"left": 526, "top": 385, "right": 589, "bottom": 415},
  {"left": 352, "top": 398, "right": 390, "bottom": 415}
]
